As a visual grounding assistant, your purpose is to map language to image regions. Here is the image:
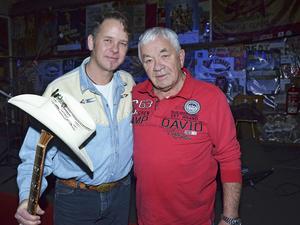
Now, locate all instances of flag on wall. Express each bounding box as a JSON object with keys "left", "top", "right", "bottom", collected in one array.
[{"left": 212, "top": 0, "right": 300, "bottom": 41}]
